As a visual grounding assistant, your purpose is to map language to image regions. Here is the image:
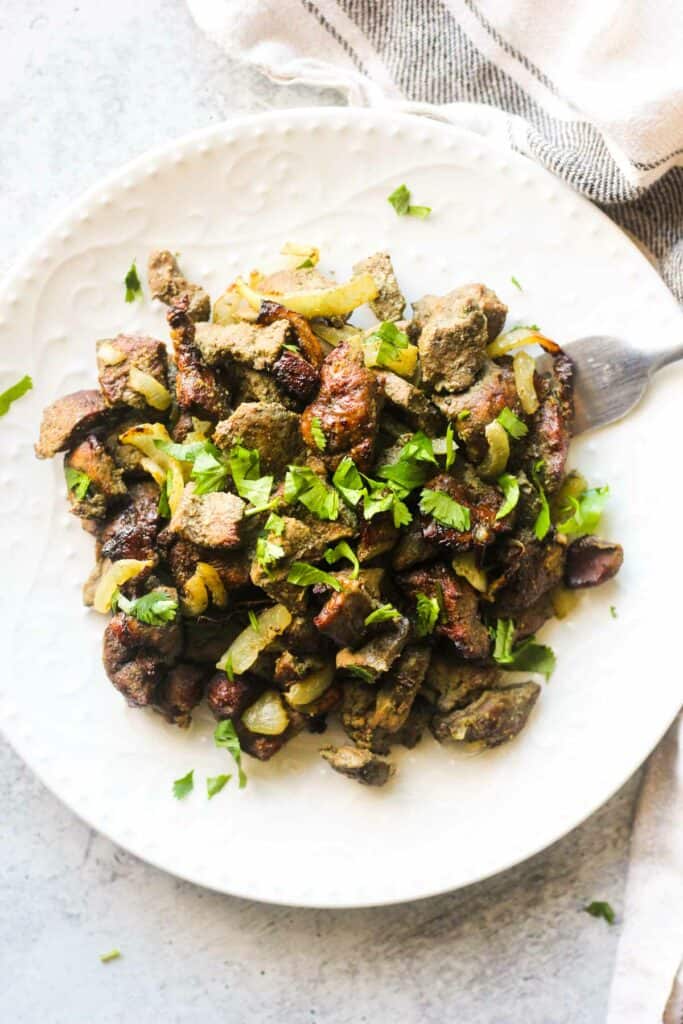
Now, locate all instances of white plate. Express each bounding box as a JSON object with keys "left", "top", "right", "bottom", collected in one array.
[{"left": 1, "top": 108, "right": 681, "bottom": 908}]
